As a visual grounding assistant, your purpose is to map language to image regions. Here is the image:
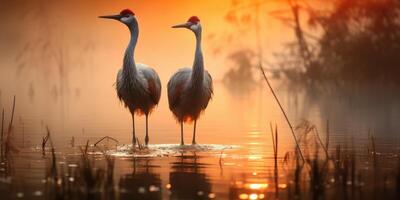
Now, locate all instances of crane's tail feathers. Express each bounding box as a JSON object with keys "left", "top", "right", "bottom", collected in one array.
[{"left": 172, "top": 114, "right": 202, "bottom": 124}]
